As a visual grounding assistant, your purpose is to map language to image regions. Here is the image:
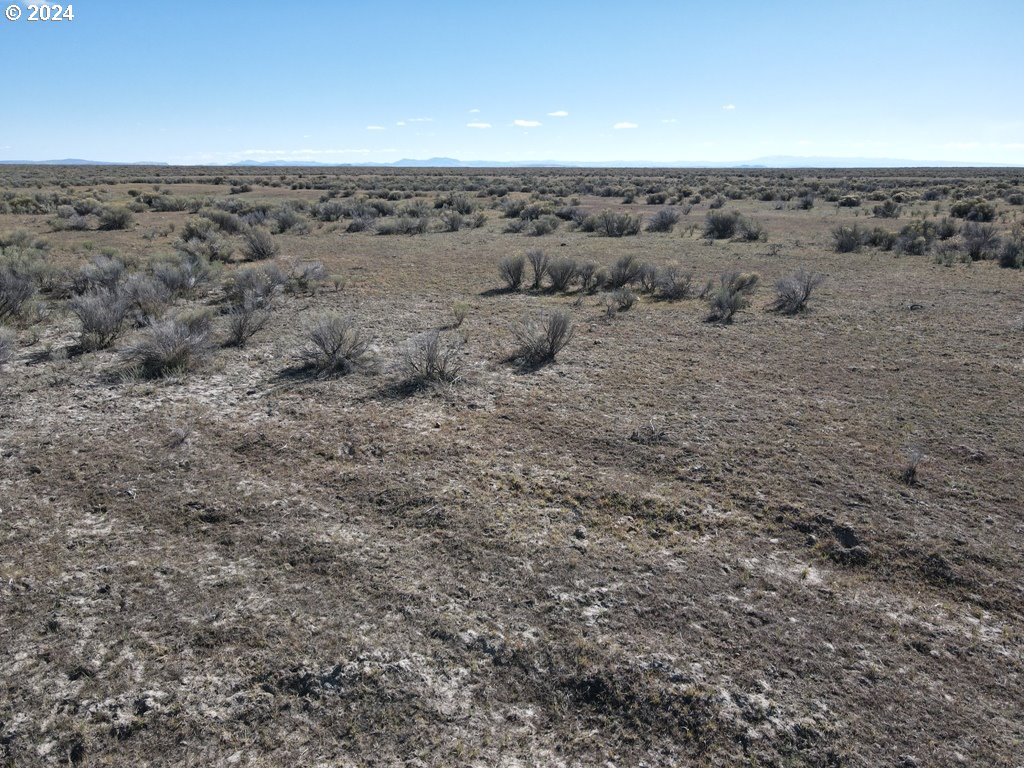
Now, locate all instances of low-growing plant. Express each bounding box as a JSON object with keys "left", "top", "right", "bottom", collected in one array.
[
  {"left": 961, "top": 222, "right": 1001, "bottom": 261},
  {"left": 498, "top": 255, "right": 526, "bottom": 291},
  {"left": 299, "top": 313, "right": 373, "bottom": 377},
  {"left": 646, "top": 208, "right": 680, "bottom": 233},
  {"left": 612, "top": 286, "right": 637, "bottom": 311},
  {"left": 399, "top": 330, "right": 463, "bottom": 388},
  {"left": 153, "top": 252, "right": 214, "bottom": 298},
  {"left": 832, "top": 225, "right": 865, "bottom": 253},
  {"left": 241, "top": 226, "right": 280, "bottom": 260},
  {"left": 547, "top": 257, "right": 578, "bottom": 292},
  {"left": 0, "top": 266, "right": 36, "bottom": 321},
  {"left": 71, "top": 289, "right": 128, "bottom": 350},
  {"left": 121, "top": 273, "right": 171, "bottom": 325},
  {"left": 703, "top": 210, "right": 741, "bottom": 239},
  {"left": 768, "top": 267, "right": 824, "bottom": 315},
  {"left": 0, "top": 326, "right": 14, "bottom": 369},
  {"left": 97, "top": 207, "right": 134, "bottom": 231},
  {"left": 527, "top": 249, "right": 549, "bottom": 290},
  {"left": 607, "top": 254, "right": 642, "bottom": 289},
  {"left": 225, "top": 294, "right": 272, "bottom": 347},
  {"left": 872, "top": 200, "right": 901, "bottom": 218},
  {"left": 512, "top": 309, "right": 574, "bottom": 367},
  {"left": 950, "top": 198, "right": 995, "bottom": 222},
  {"left": 122, "top": 316, "right": 212, "bottom": 377},
  {"left": 737, "top": 217, "right": 767, "bottom": 242},
  {"left": 706, "top": 271, "right": 759, "bottom": 324},
  {"left": 589, "top": 210, "right": 642, "bottom": 237},
  {"left": 450, "top": 301, "right": 469, "bottom": 328},
  {"left": 656, "top": 266, "right": 693, "bottom": 300},
  {"left": 577, "top": 261, "right": 600, "bottom": 293},
  {"left": 997, "top": 226, "right": 1024, "bottom": 268}
]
